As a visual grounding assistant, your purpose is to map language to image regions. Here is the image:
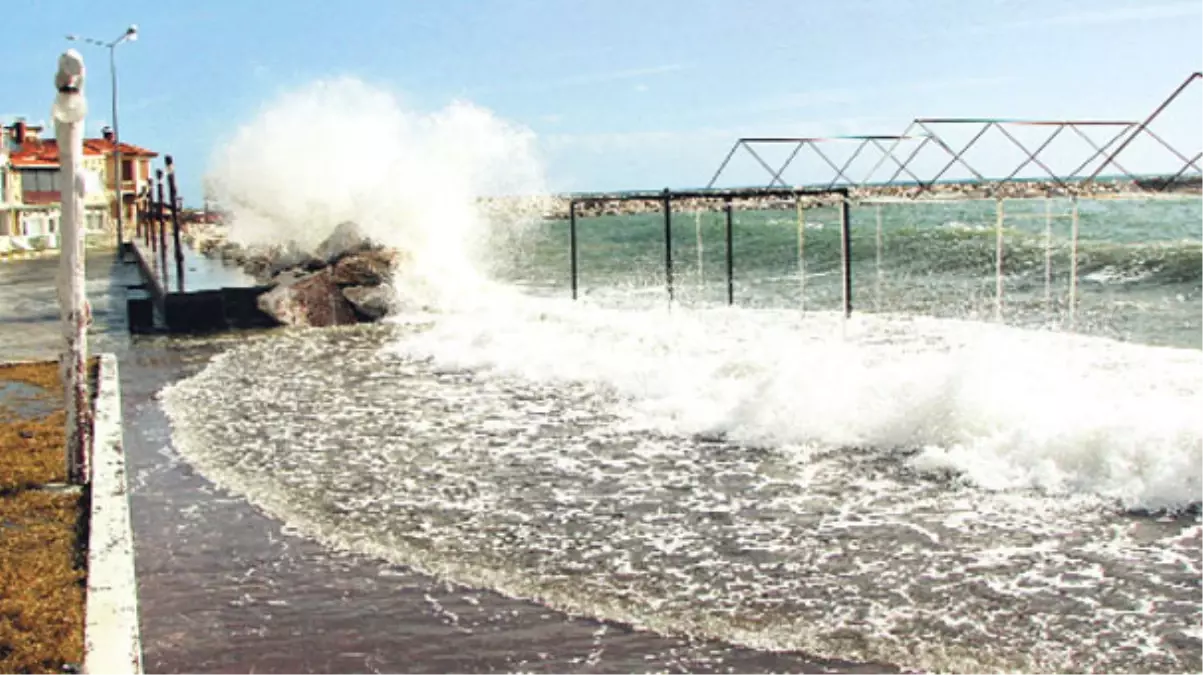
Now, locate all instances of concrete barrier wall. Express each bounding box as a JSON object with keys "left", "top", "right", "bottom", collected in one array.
[{"left": 85, "top": 353, "right": 143, "bottom": 674}]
